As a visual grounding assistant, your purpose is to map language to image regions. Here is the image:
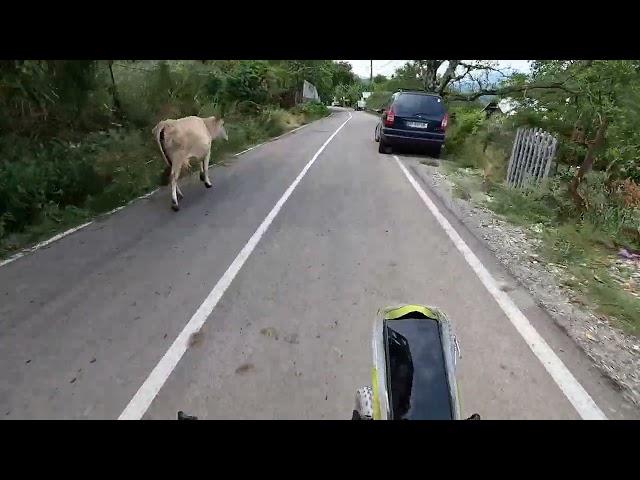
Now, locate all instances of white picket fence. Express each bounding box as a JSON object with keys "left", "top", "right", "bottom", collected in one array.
[{"left": 506, "top": 127, "right": 558, "bottom": 188}]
